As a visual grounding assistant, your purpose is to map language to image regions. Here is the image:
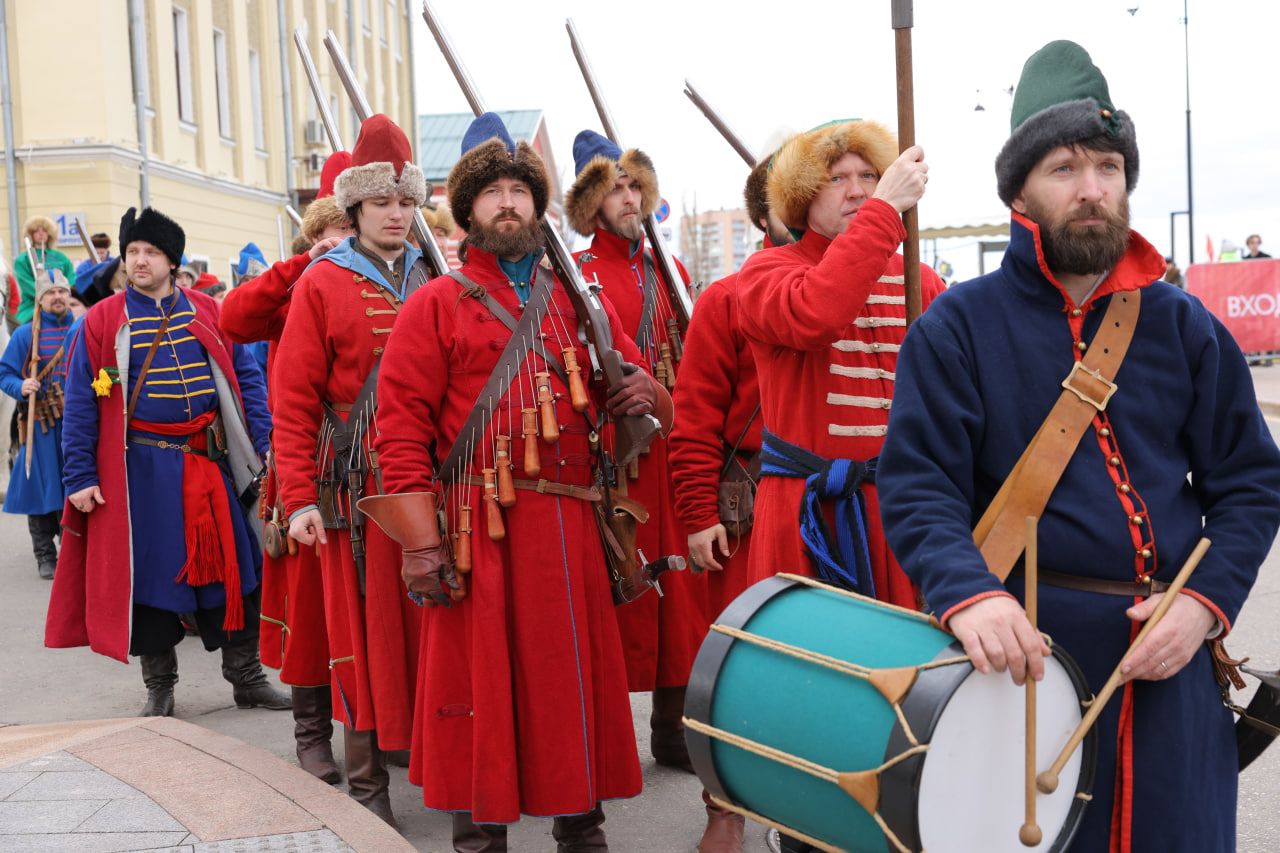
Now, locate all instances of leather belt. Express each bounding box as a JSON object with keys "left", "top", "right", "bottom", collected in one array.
[
  {"left": 127, "top": 432, "right": 209, "bottom": 458},
  {"left": 1013, "top": 566, "right": 1169, "bottom": 598},
  {"left": 460, "top": 474, "right": 601, "bottom": 502}
]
